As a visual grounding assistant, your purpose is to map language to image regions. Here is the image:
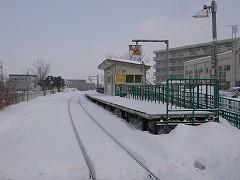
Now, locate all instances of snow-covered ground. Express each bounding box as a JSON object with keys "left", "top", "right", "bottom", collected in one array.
[{"left": 0, "top": 90, "right": 240, "bottom": 180}]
